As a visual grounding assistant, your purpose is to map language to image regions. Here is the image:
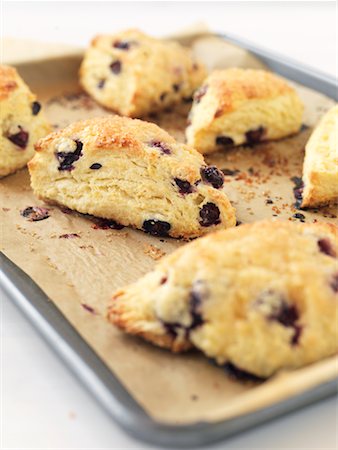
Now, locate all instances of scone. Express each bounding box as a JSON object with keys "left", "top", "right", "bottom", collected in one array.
[
  {"left": 28, "top": 116, "right": 236, "bottom": 238},
  {"left": 79, "top": 29, "right": 206, "bottom": 117},
  {"left": 186, "top": 68, "right": 304, "bottom": 155},
  {"left": 109, "top": 221, "right": 338, "bottom": 378},
  {"left": 0, "top": 65, "right": 51, "bottom": 177},
  {"left": 301, "top": 105, "right": 338, "bottom": 208}
]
